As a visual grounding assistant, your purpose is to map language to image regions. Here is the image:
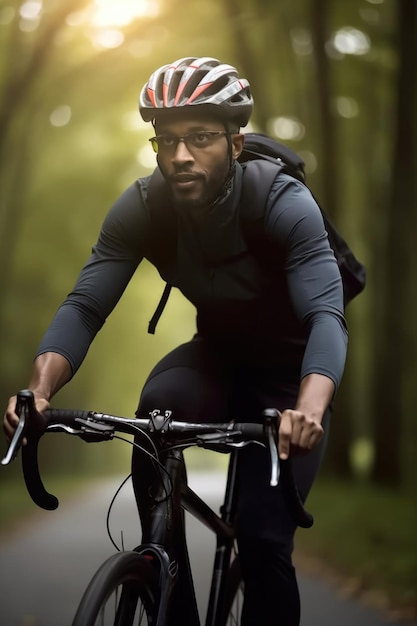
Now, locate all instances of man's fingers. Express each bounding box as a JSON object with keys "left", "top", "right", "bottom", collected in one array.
[
  {"left": 278, "top": 410, "right": 324, "bottom": 459},
  {"left": 3, "top": 400, "right": 18, "bottom": 442}
]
